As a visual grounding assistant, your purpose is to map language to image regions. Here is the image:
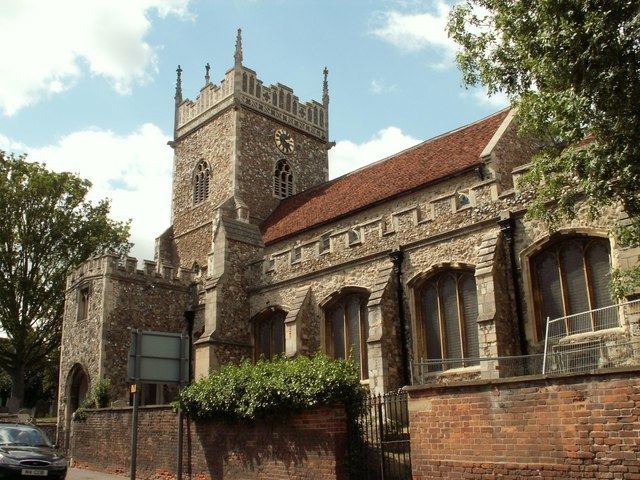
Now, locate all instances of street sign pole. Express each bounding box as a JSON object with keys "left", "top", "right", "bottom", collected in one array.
[
  {"left": 130, "top": 330, "right": 141, "bottom": 480},
  {"left": 125, "top": 328, "right": 191, "bottom": 480},
  {"left": 176, "top": 332, "right": 185, "bottom": 480},
  {"left": 177, "top": 311, "right": 195, "bottom": 480}
]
